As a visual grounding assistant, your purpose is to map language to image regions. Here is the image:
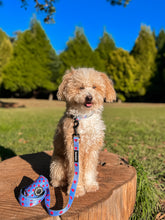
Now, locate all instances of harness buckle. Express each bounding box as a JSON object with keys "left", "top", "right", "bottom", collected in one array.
[{"left": 73, "top": 118, "right": 80, "bottom": 137}]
